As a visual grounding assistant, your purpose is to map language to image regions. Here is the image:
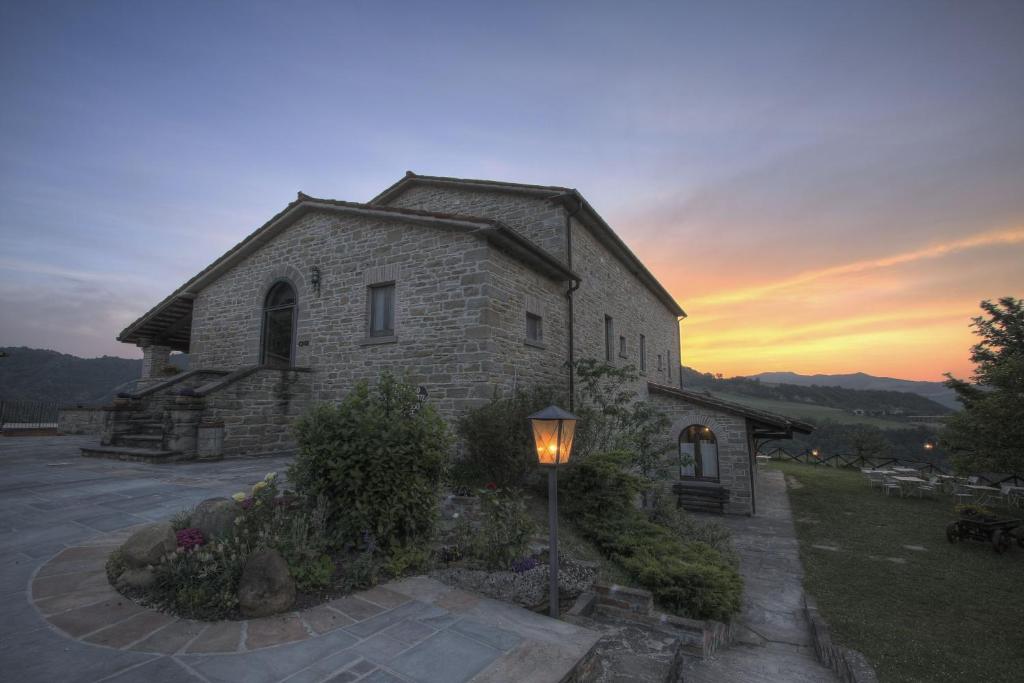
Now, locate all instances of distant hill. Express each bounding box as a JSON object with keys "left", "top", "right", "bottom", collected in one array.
[
  {"left": 680, "top": 366, "right": 954, "bottom": 424},
  {"left": 747, "top": 371, "right": 959, "bottom": 411},
  {"left": 0, "top": 347, "right": 188, "bottom": 406}
]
